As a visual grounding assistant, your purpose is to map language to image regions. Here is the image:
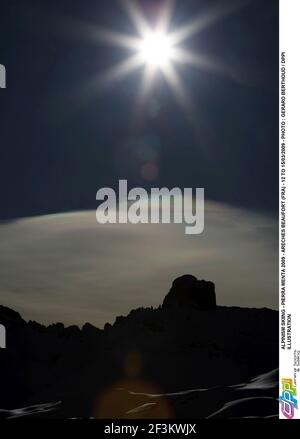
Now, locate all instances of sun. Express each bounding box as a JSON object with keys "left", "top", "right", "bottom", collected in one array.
[
  {"left": 139, "top": 31, "right": 174, "bottom": 68},
  {"left": 75, "top": 0, "right": 245, "bottom": 117}
]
